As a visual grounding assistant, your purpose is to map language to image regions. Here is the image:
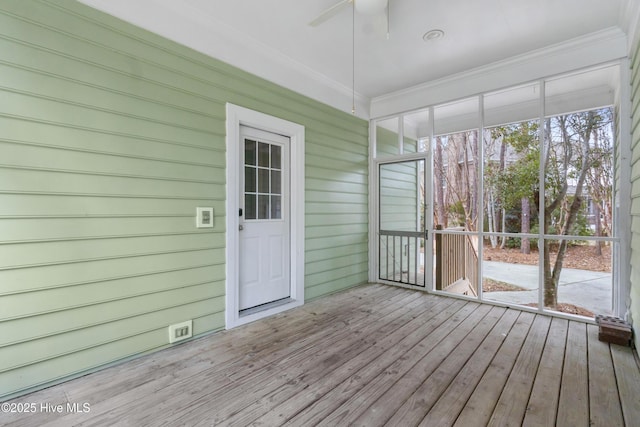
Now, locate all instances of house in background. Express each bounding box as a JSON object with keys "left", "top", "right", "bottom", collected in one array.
[{"left": 1, "top": 0, "right": 640, "bottom": 402}]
